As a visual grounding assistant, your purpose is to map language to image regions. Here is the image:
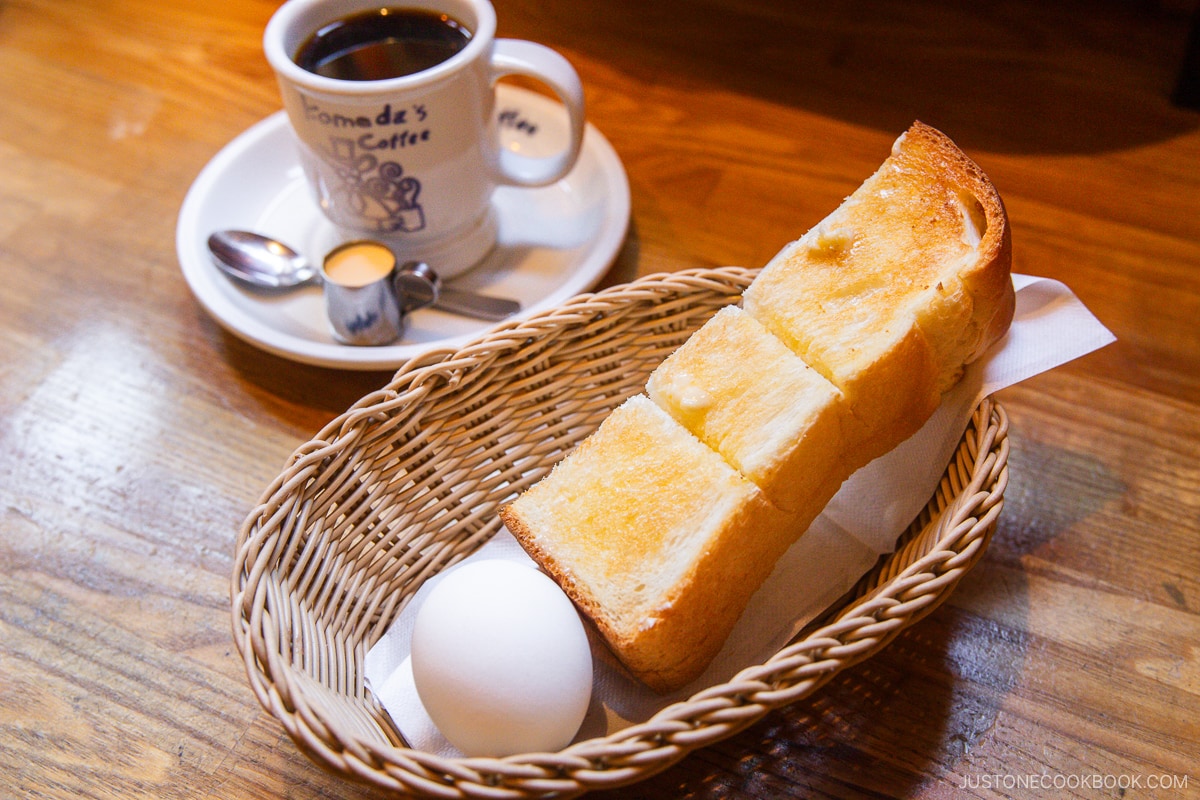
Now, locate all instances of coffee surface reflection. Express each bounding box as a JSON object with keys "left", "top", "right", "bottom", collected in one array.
[{"left": 294, "top": 8, "right": 472, "bottom": 81}]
